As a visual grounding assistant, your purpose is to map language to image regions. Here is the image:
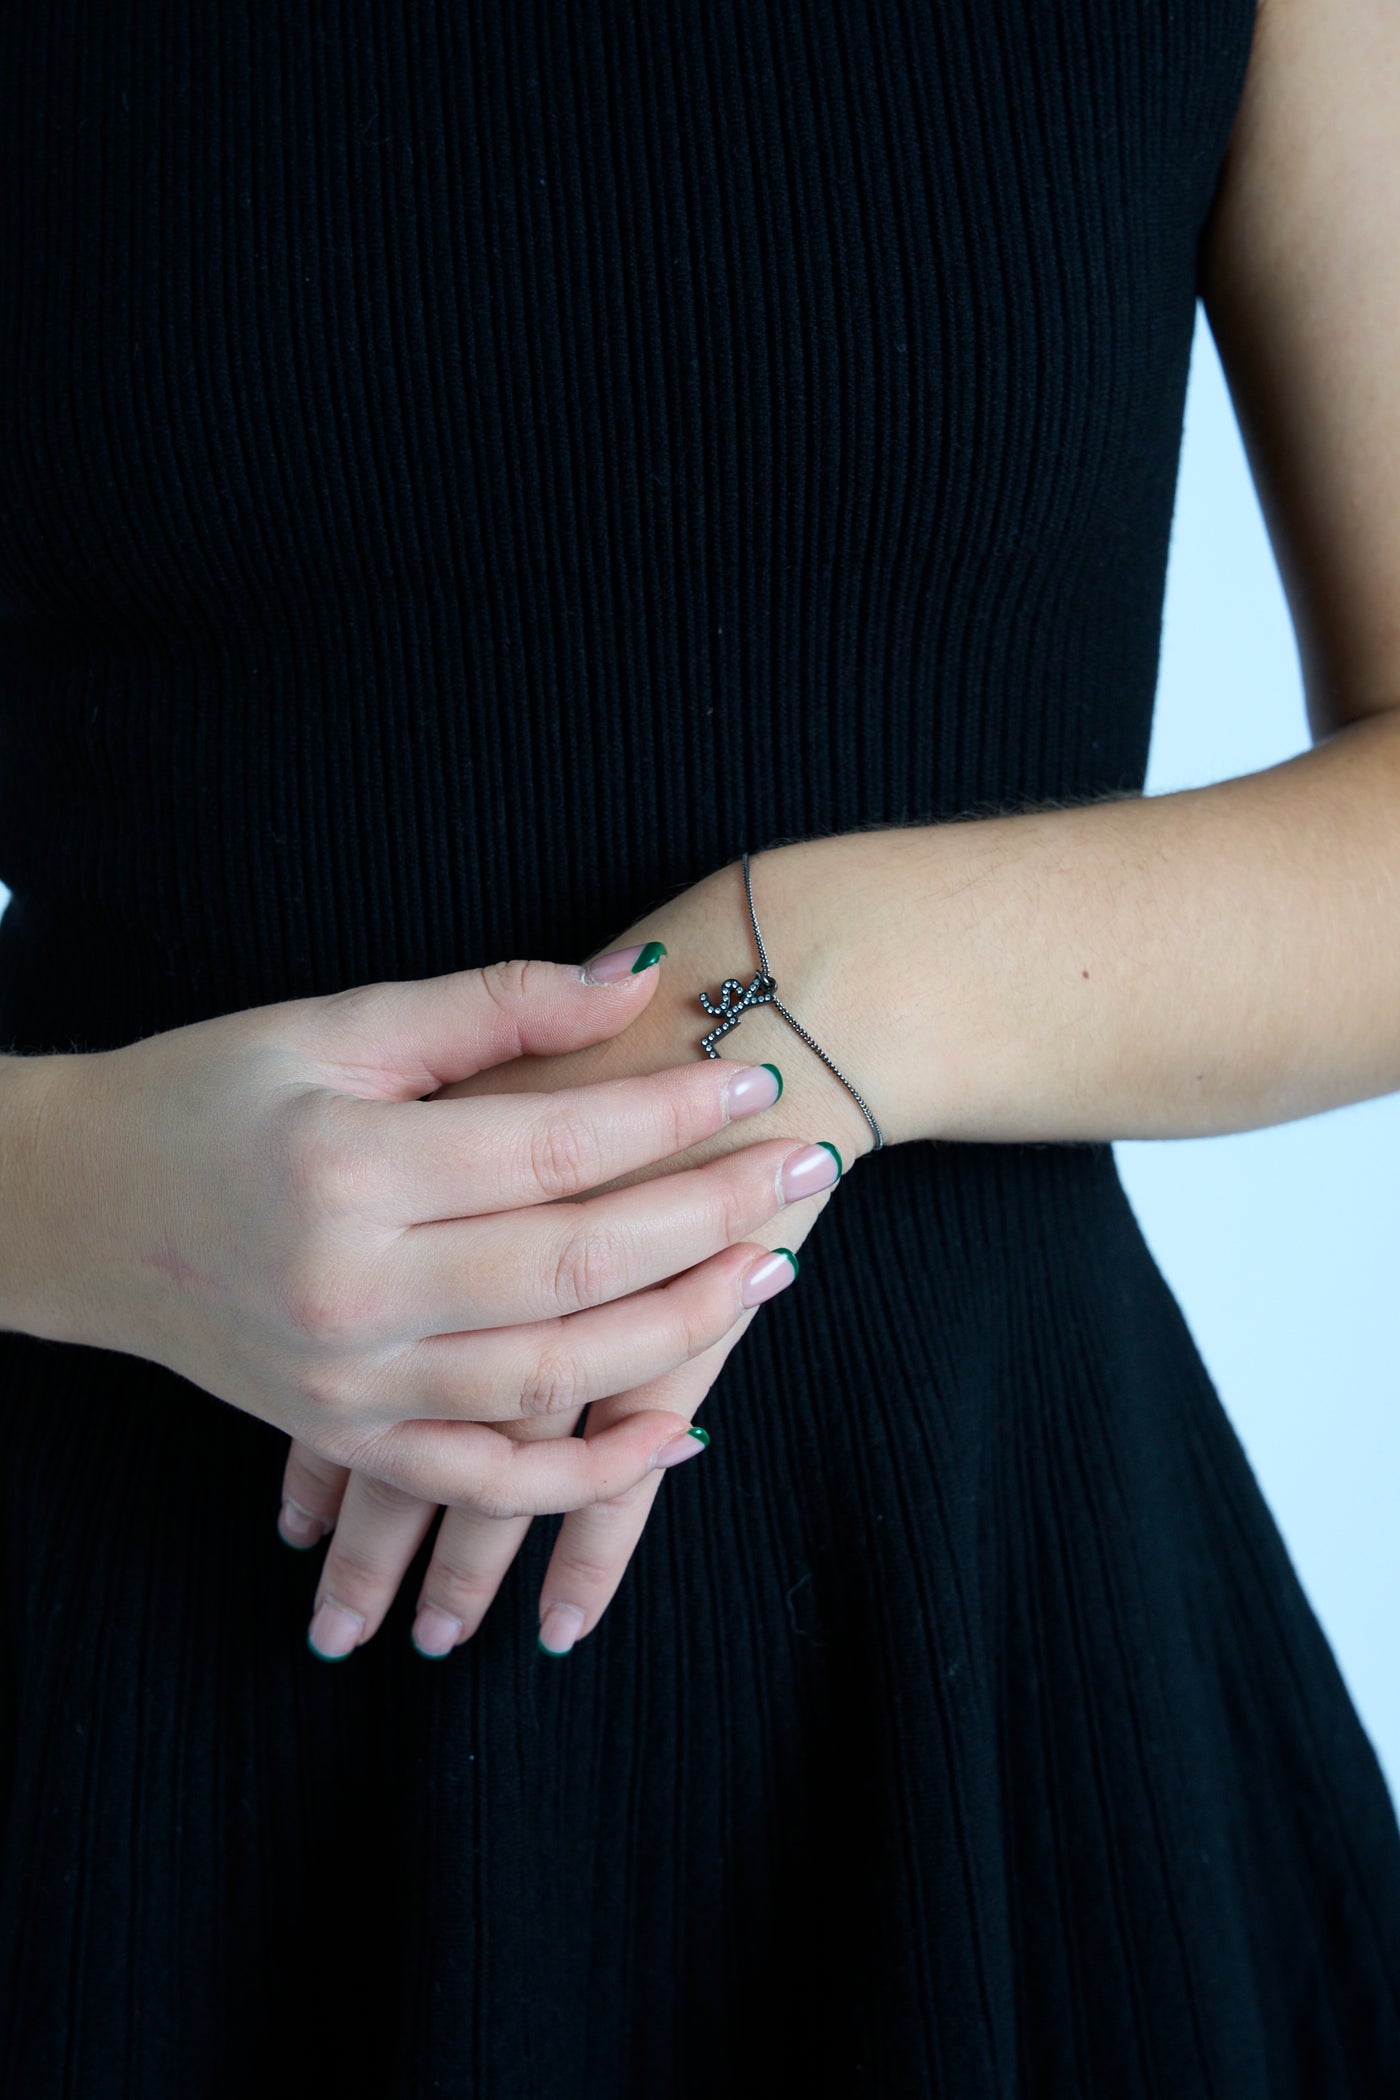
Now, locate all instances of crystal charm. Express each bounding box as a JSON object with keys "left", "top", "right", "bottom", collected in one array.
[
  {"left": 692, "top": 852, "right": 884, "bottom": 1148},
  {"left": 698, "top": 969, "right": 777, "bottom": 1056}
]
